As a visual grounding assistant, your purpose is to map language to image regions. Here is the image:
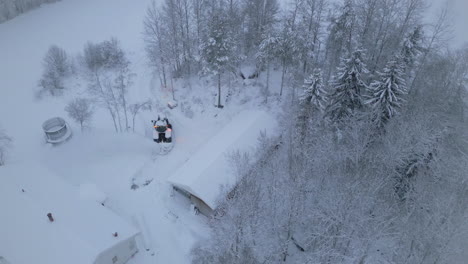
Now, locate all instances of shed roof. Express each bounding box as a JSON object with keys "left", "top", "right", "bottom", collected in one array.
[
  {"left": 0, "top": 162, "right": 139, "bottom": 264},
  {"left": 167, "top": 110, "right": 277, "bottom": 209}
]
